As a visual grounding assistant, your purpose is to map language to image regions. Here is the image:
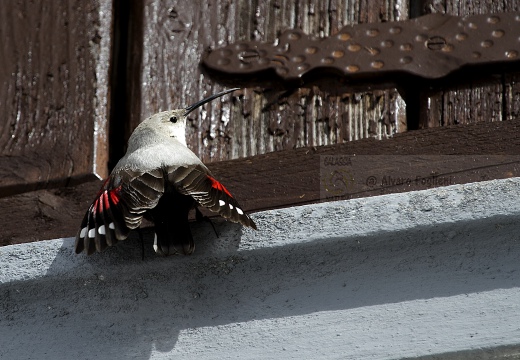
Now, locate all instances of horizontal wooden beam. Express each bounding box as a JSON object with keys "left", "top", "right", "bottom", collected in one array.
[{"left": 2, "top": 118, "right": 520, "bottom": 247}]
